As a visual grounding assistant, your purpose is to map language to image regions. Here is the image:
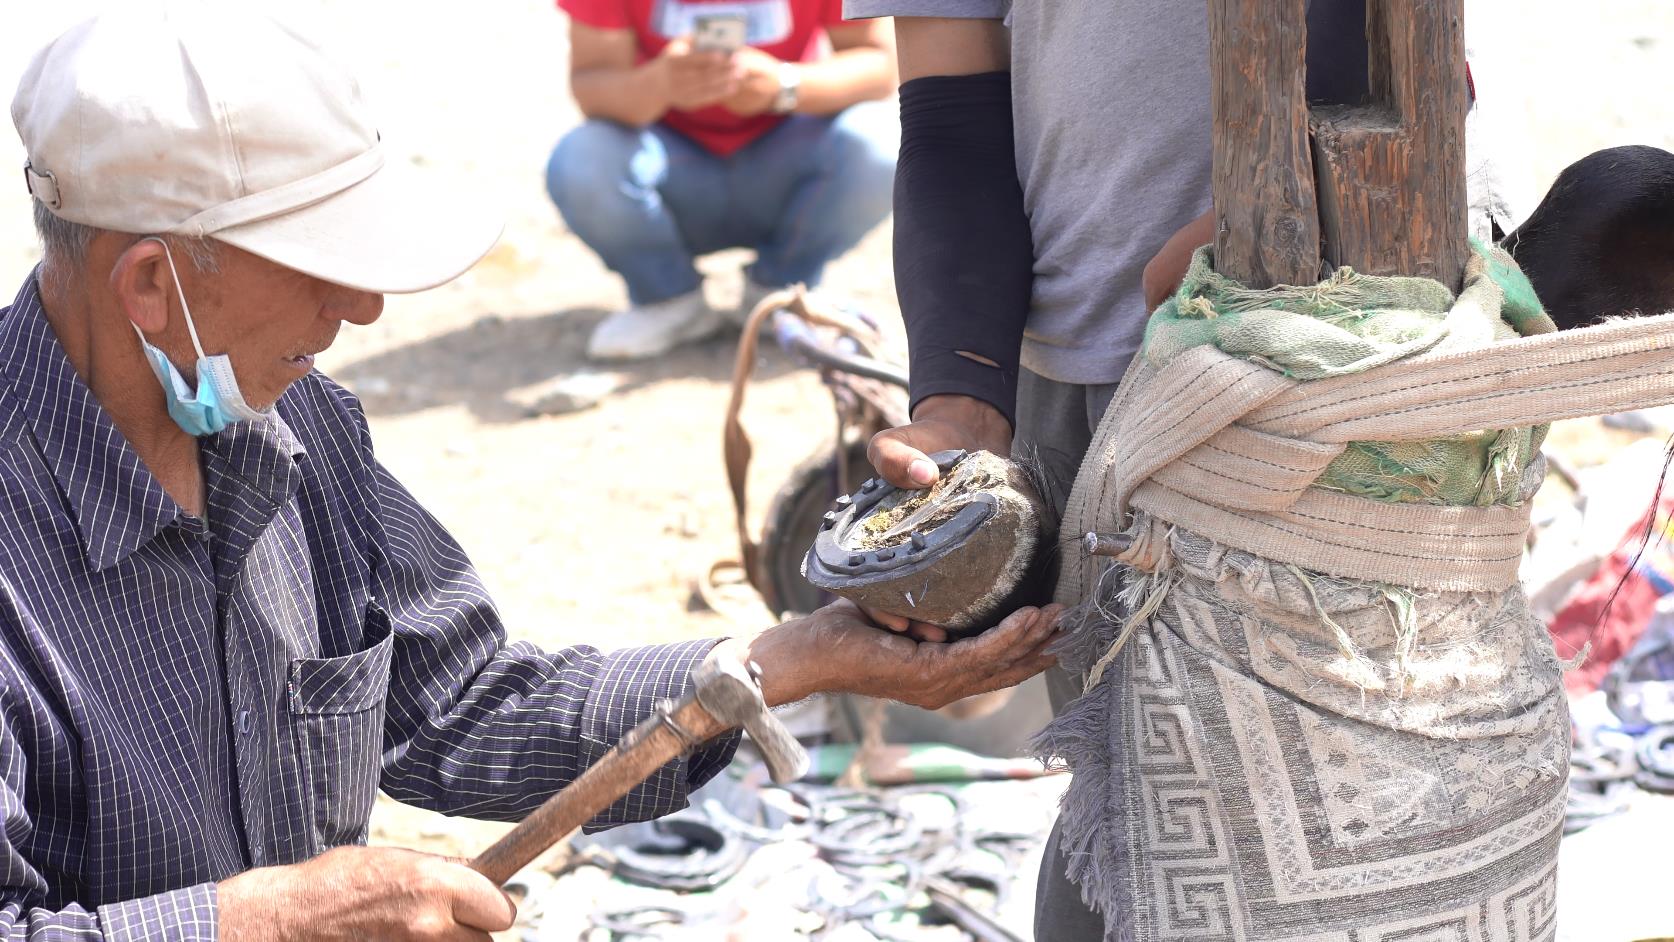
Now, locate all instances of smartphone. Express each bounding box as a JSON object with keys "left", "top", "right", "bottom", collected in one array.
[{"left": 692, "top": 12, "right": 748, "bottom": 53}]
